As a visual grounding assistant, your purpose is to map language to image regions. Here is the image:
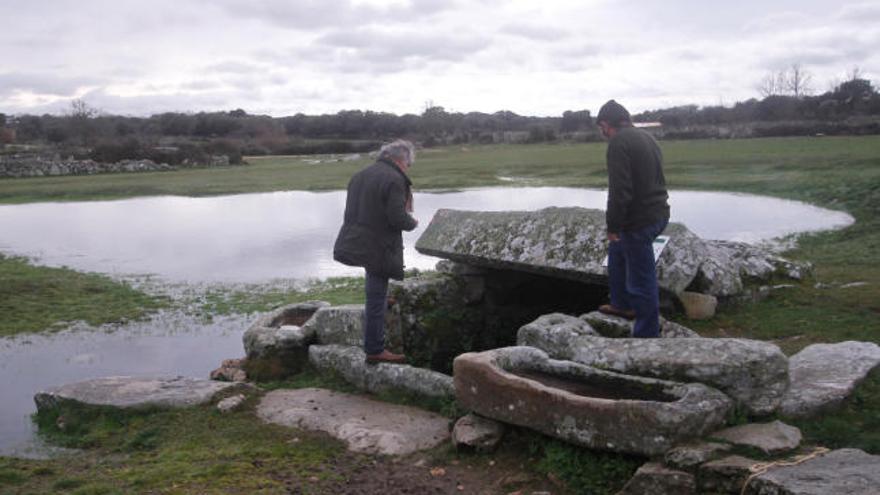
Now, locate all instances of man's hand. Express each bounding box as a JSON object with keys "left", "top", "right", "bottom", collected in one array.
[{"left": 607, "top": 232, "right": 620, "bottom": 242}]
